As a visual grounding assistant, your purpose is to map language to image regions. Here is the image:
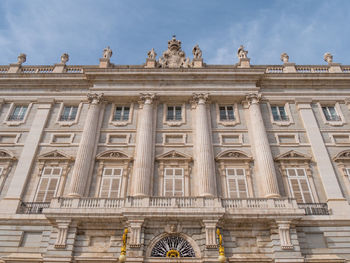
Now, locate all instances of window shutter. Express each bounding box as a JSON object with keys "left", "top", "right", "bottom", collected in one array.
[
  {"left": 35, "top": 178, "right": 49, "bottom": 202},
  {"left": 100, "top": 178, "right": 111, "bottom": 198},
  {"left": 110, "top": 178, "right": 121, "bottom": 198},
  {"left": 45, "top": 178, "right": 59, "bottom": 202},
  {"left": 287, "top": 168, "right": 314, "bottom": 203},
  {"left": 226, "top": 168, "right": 248, "bottom": 198}
]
